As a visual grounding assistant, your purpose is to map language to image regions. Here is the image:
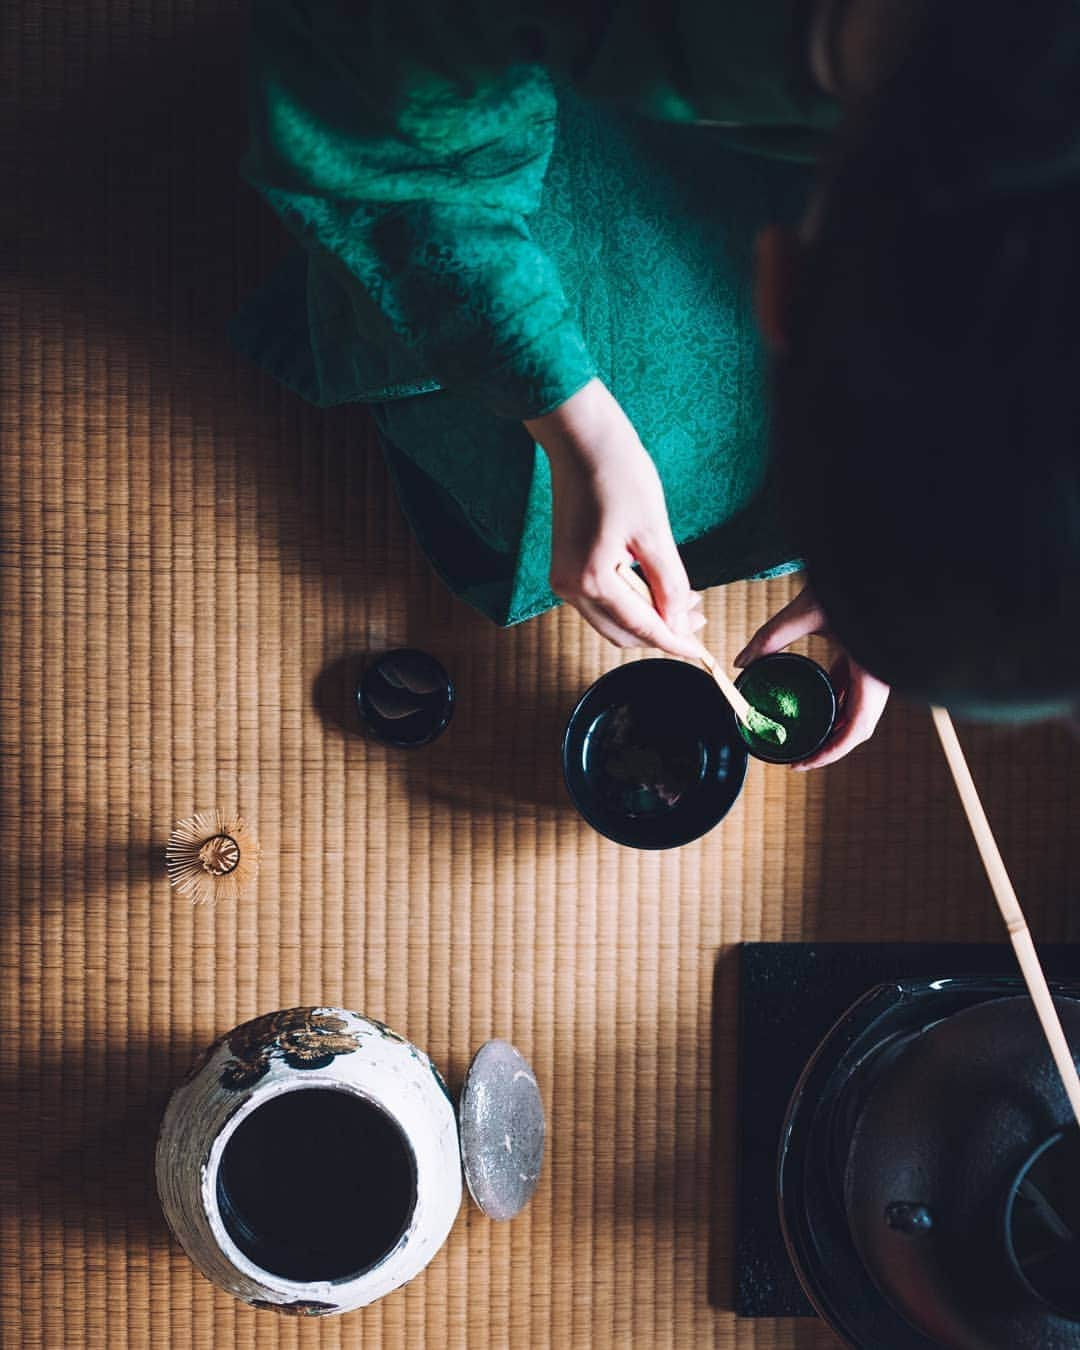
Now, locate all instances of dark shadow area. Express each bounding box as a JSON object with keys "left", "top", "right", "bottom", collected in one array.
[
  {"left": 312, "top": 640, "right": 578, "bottom": 814},
  {"left": 708, "top": 945, "right": 741, "bottom": 1311},
  {"left": 12, "top": 7, "right": 261, "bottom": 367},
  {"left": 312, "top": 653, "right": 369, "bottom": 741},
  {"left": 15, "top": 0, "right": 593, "bottom": 826},
  {"left": 39, "top": 1095, "right": 173, "bottom": 1248},
  {"left": 790, "top": 1323, "right": 847, "bottom": 1348},
  {"left": 10, "top": 1, "right": 417, "bottom": 621},
  {"left": 800, "top": 696, "right": 1080, "bottom": 944},
  {"left": 129, "top": 839, "right": 170, "bottom": 887},
  {"left": 16, "top": 1035, "right": 209, "bottom": 1254},
  {"left": 25, "top": 833, "right": 165, "bottom": 901},
  {"left": 401, "top": 666, "right": 574, "bottom": 816}
]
